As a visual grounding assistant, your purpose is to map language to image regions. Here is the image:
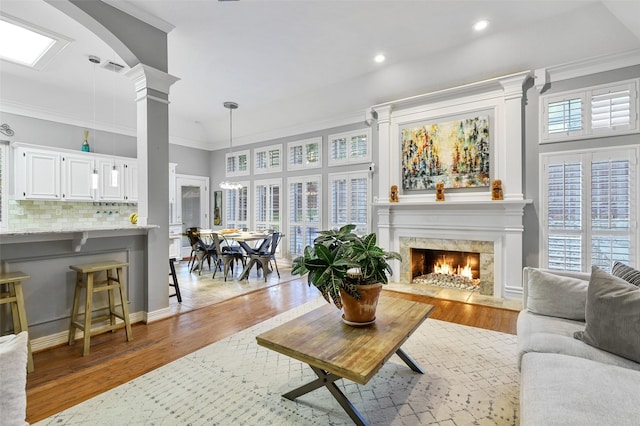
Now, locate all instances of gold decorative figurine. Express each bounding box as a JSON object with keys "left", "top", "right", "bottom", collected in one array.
[
  {"left": 435, "top": 182, "right": 445, "bottom": 202},
  {"left": 390, "top": 185, "right": 399, "bottom": 203},
  {"left": 492, "top": 179, "right": 503, "bottom": 200}
]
